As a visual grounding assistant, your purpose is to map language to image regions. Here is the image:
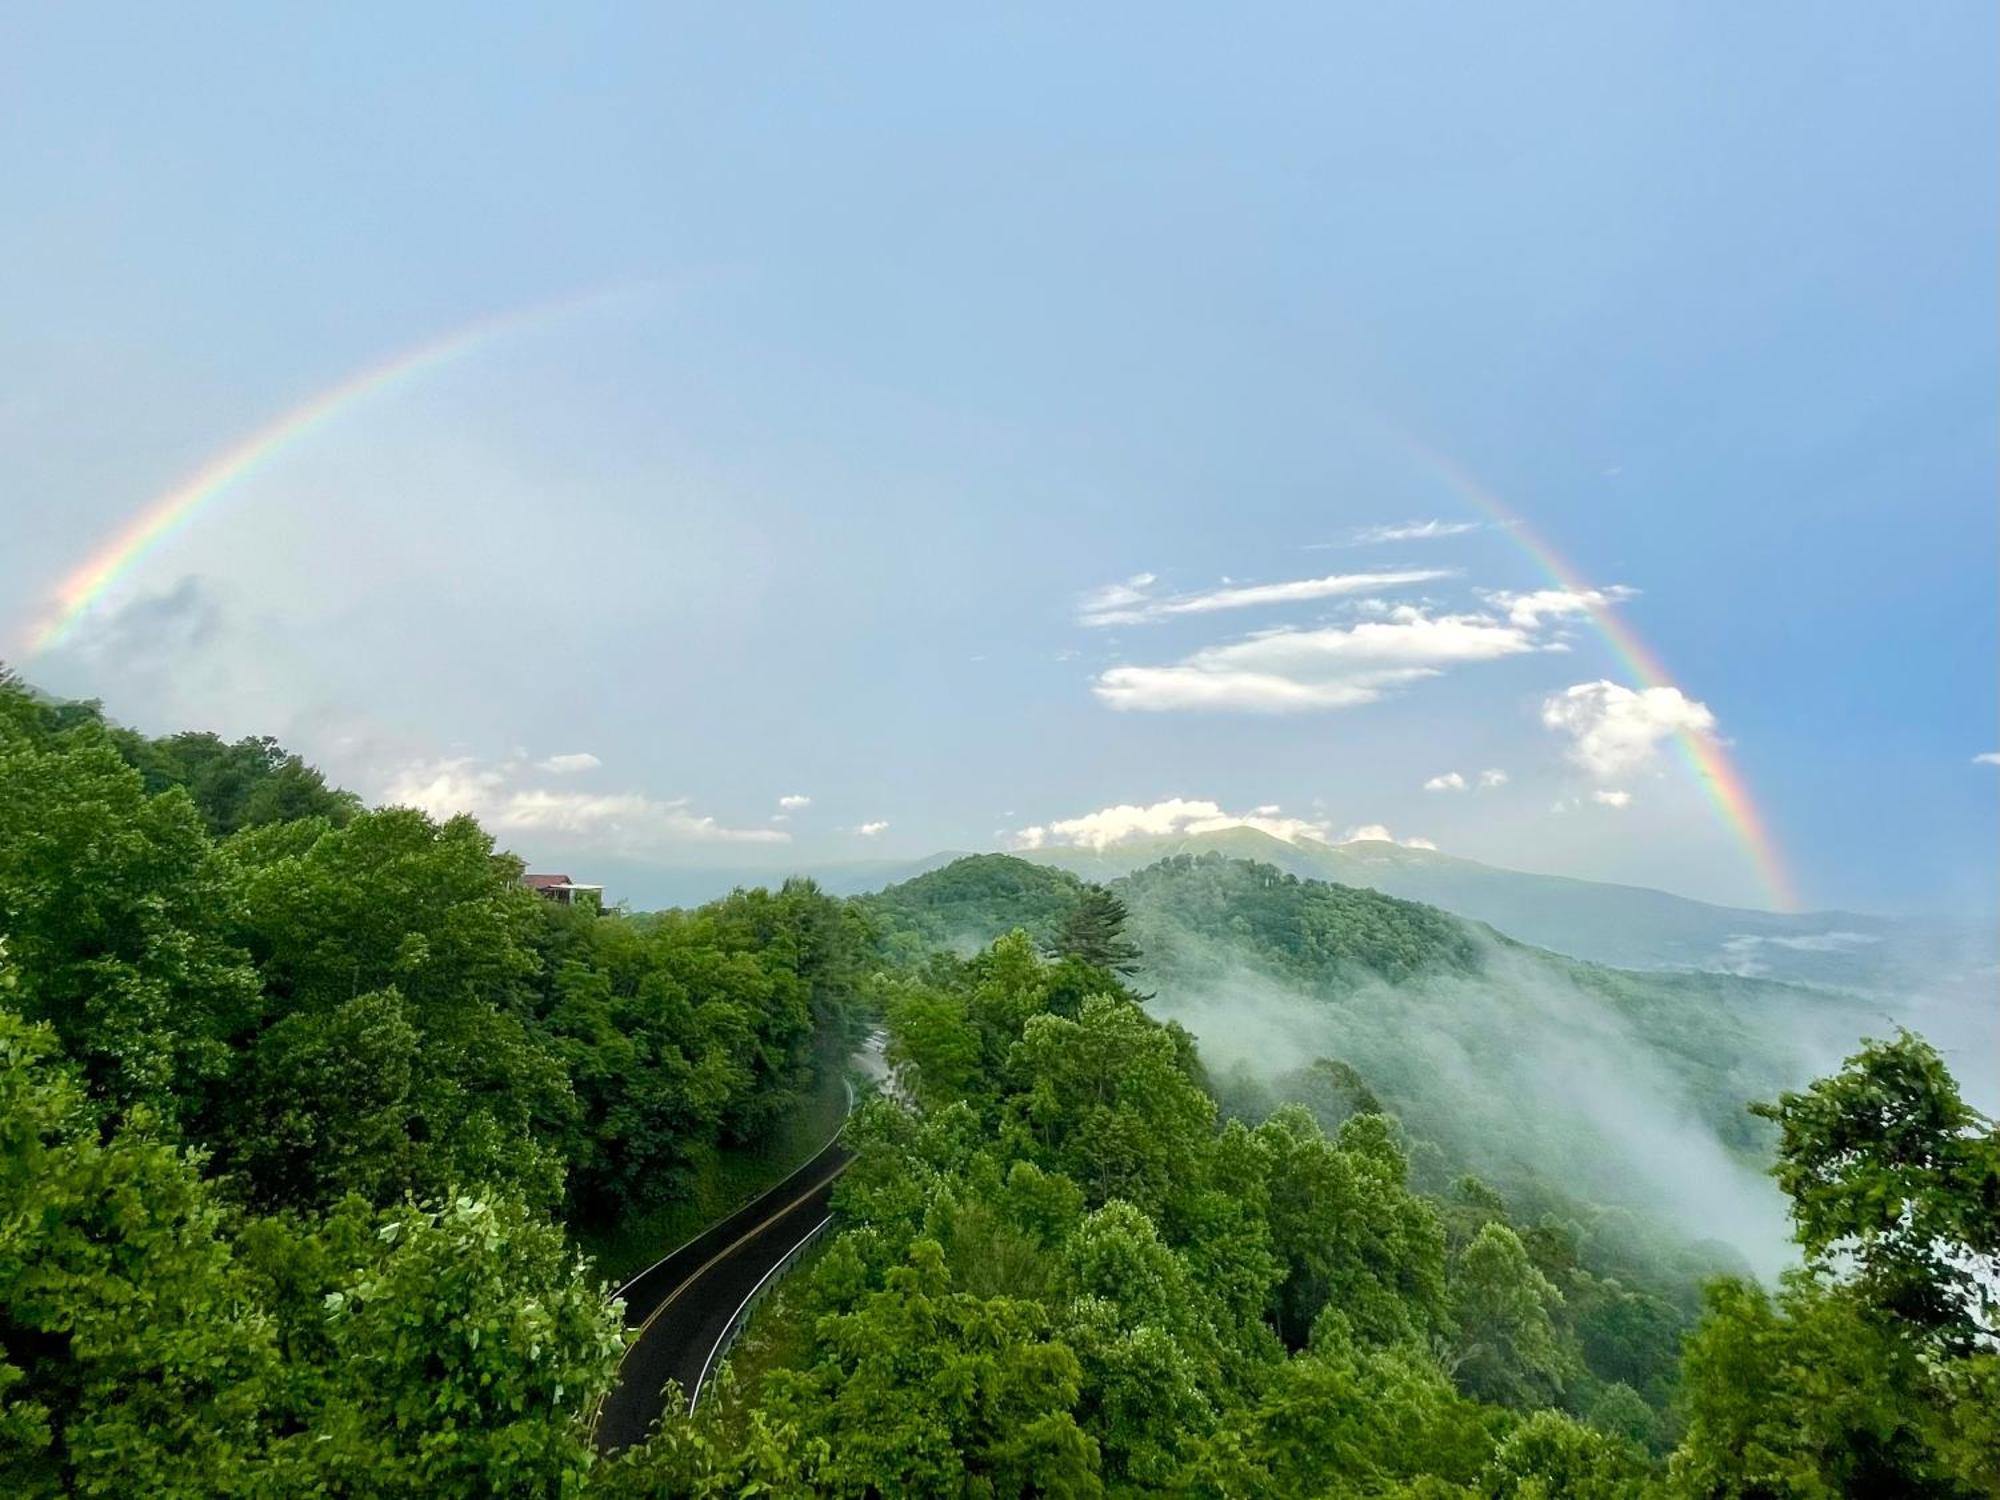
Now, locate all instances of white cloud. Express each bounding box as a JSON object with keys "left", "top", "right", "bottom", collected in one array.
[
  {"left": 777, "top": 793, "right": 812, "bottom": 810},
  {"left": 1976, "top": 752, "right": 2000, "bottom": 767},
  {"left": 536, "top": 751, "right": 601, "bottom": 774},
  {"left": 1010, "top": 797, "right": 1331, "bottom": 852},
  {"left": 1077, "top": 569, "right": 1453, "bottom": 627},
  {"left": 1336, "top": 824, "right": 1436, "bottom": 850},
  {"left": 1541, "top": 680, "right": 1718, "bottom": 779},
  {"left": 1076, "top": 573, "right": 1158, "bottom": 626},
  {"left": 1592, "top": 789, "right": 1633, "bottom": 808},
  {"left": 1484, "top": 585, "right": 1637, "bottom": 629},
  {"left": 1427, "top": 768, "right": 1509, "bottom": 793},
  {"left": 381, "top": 756, "right": 787, "bottom": 854},
  {"left": 1312, "top": 518, "right": 1487, "bottom": 548},
  {"left": 1095, "top": 606, "right": 1540, "bottom": 713},
  {"left": 855, "top": 820, "right": 889, "bottom": 837}
]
